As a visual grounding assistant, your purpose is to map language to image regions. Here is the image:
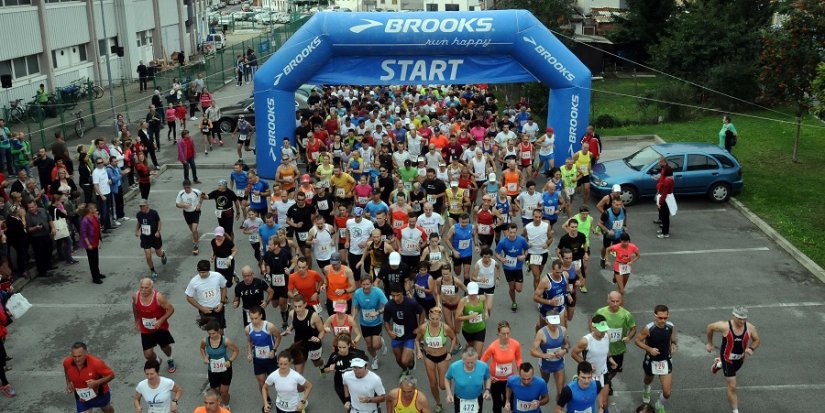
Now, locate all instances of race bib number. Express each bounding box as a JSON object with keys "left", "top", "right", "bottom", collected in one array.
[
  {"left": 426, "top": 195, "right": 436, "bottom": 204},
  {"left": 392, "top": 323, "right": 404, "bottom": 336},
  {"left": 529, "top": 254, "right": 543, "bottom": 266},
  {"left": 607, "top": 328, "right": 622, "bottom": 343},
  {"left": 318, "top": 244, "right": 331, "bottom": 254},
  {"left": 429, "top": 251, "right": 442, "bottom": 261},
  {"left": 515, "top": 399, "right": 533, "bottom": 412},
  {"left": 357, "top": 196, "right": 368, "bottom": 205},
  {"left": 543, "top": 206, "right": 555, "bottom": 215},
  {"left": 459, "top": 398, "right": 480, "bottom": 413},
  {"left": 75, "top": 387, "right": 97, "bottom": 402},
  {"left": 308, "top": 348, "right": 322, "bottom": 360},
  {"left": 404, "top": 182, "right": 412, "bottom": 191},
  {"left": 565, "top": 187, "right": 575, "bottom": 196},
  {"left": 440, "top": 285, "right": 456, "bottom": 295},
  {"left": 311, "top": 151, "right": 320, "bottom": 161},
  {"left": 141, "top": 317, "right": 157, "bottom": 330},
  {"left": 235, "top": 189, "right": 245, "bottom": 197},
  {"left": 333, "top": 326, "right": 349, "bottom": 335},
  {"left": 297, "top": 232, "right": 308, "bottom": 241},
  {"left": 402, "top": 239, "right": 419, "bottom": 252},
  {"left": 579, "top": 165, "right": 588, "bottom": 173},
  {"left": 612, "top": 220, "right": 624, "bottom": 230},
  {"left": 251, "top": 194, "right": 261, "bottom": 203},
  {"left": 503, "top": 256, "right": 517, "bottom": 267},
  {"left": 573, "top": 260, "right": 582, "bottom": 270},
  {"left": 210, "top": 357, "right": 228, "bottom": 372},
  {"left": 521, "top": 151, "right": 531, "bottom": 159},
  {"left": 284, "top": 176, "right": 294, "bottom": 183},
  {"left": 335, "top": 188, "right": 346, "bottom": 198},
  {"left": 478, "top": 224, "right": 491, "bottom": 235},
  {"left": 728, "top": 353, "right": 743, "bottom": 361},
  {"left": 338, "top": 229, "right": 347, "bottom": 239},
  {"left": 545, "top": 347, "right": 562, "bottom": 361},
  {"left": 424, "top": 336, "right": 443, "bottom": 348},
  {"left": 141, "top": 224, "right": 152, "bottom": 236},
  {"left": 506, "top": 183, "right": 517, "bottom": 192},
  {"left": 254, "top": 346, "right": 272, "bottom": 359},
  {"left": 239, "top": 134, "right": 248, "bottom": 141},
  {"left": 271, "top": 273, "right": 285, "bottom": 286},
  {"left": 458, "top": 239, "right": 471, "bottom": 250},
  {"left": 552, "top": 294, "right": 565, "bottom": 307},
  {"left": 416, "top": 289, "right": 426, "bottom": 298},
  {"left": 201, "top": 288, "right": 217, "bottom": 301},
  {"left": 468, "top": 313, "right": 483, "bottom": 324},
  {"left": 450, "top": 201, "right": 461, "bottom": 211},
  {"left": 362, "top": 309, "right": 378, "bottom": 321},
  {"left": 276, "top": 397, "right": 293, "bottom": 411},
  {"left": 317, "top": 200, "right": 329, "bottom": 210},
  {"left": 619, "top": 263, "right": 631, "bottom": 275},
  {"left": 393, "top": 219, "right": 405, "bottom": 229},
  {"left": 495, "top": 363, "right": 513, "bottom": 376},
  {"left": 249, "top": 232, "right": 260, "bottom": 243},
  {"left": 214, "top": 209, "right": 224, "bottom": 218},
  {"left": 216, "top": 257, "right": 230, "bottom": 269},
  {"left": 651, "top": 360, "right": 669, "bottom": 375},
  {"left": 573, "top": 408, "right": 592, "bottom": 413}
]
